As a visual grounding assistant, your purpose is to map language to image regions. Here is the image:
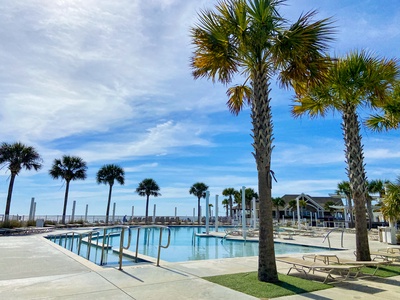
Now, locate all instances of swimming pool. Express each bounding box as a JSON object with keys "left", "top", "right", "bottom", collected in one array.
[
  {"left": 48, "top": 226, "right": 331, "bottom": 265},
  {"left": 133, "top": 226, "right": 327, "bottom": 262}
]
